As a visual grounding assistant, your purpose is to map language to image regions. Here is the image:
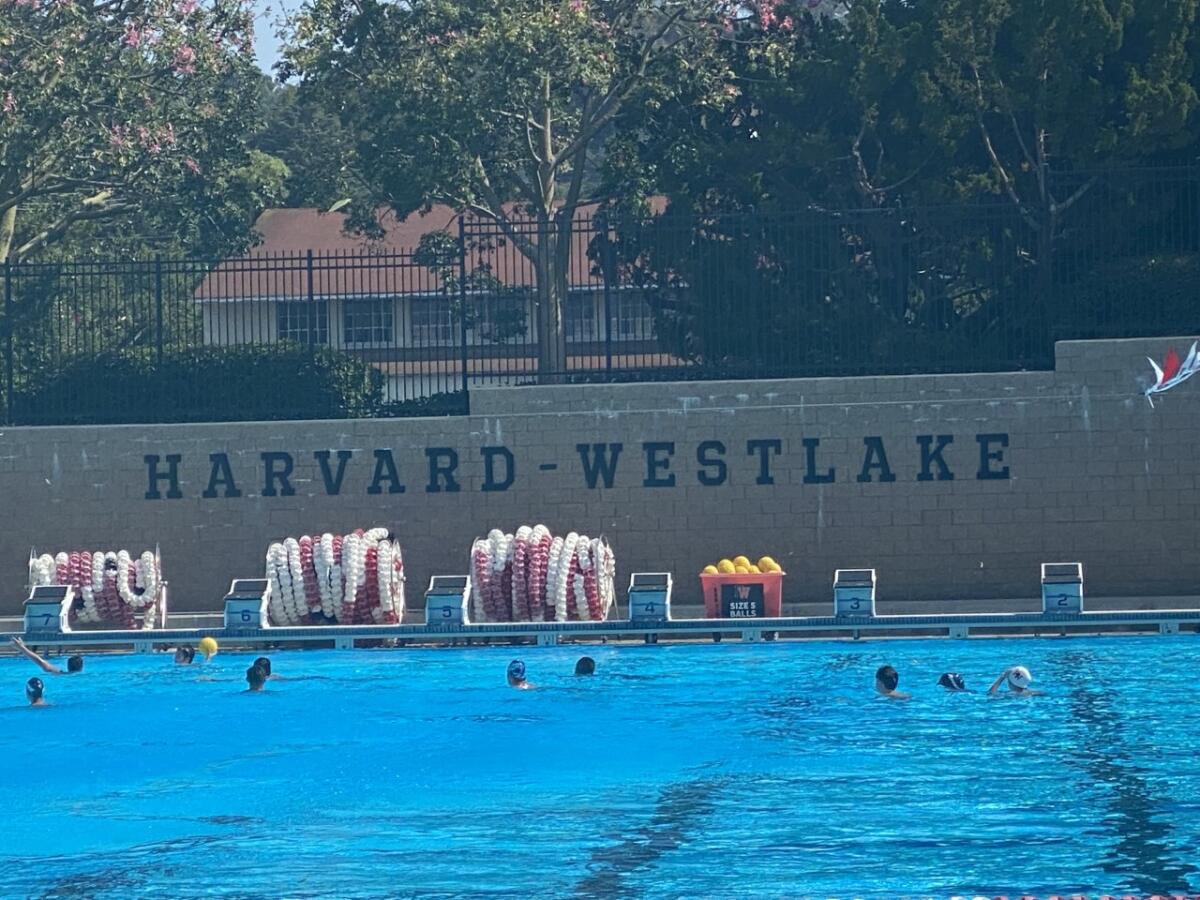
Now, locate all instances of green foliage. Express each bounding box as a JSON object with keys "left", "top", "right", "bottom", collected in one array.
[
  {"left": 252, "top": 83, "right": 361, "bottom": 211},
  {"left": 602, "top": 0, "right": 1200, "bottom": 371},
  {"left": 378, "top": 391, "right": 469, "bottom": 418},
  {"left": 1056, "top": 253, "right": 1200, "bottom": 339},
  {"left": 12, "top": 344, "right": 385, "bottom": 425},
  {"left": 0, "top": 0, "right": 279, "bottom": 262},
  {"left": 413, "top": 231, "right": 529, "bottom": 342},
  {"left": 283, "top": 0, "right": 745, "bottom": 378}
]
